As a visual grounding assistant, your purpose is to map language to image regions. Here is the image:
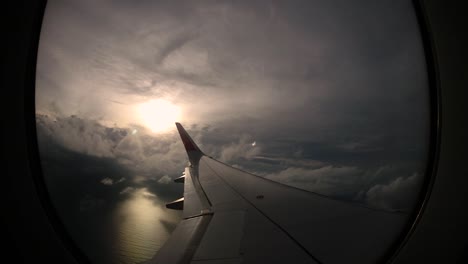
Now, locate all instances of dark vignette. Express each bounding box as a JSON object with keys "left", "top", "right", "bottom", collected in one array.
[
  {"left": 2, "top": 1, "right": 467, "bottom": 264},
  {"left": 24, "top": 1, "right": 92, "bottom": 263},
  {"left": 382, "top": 0, "right": 442, "bottom": 263}
]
